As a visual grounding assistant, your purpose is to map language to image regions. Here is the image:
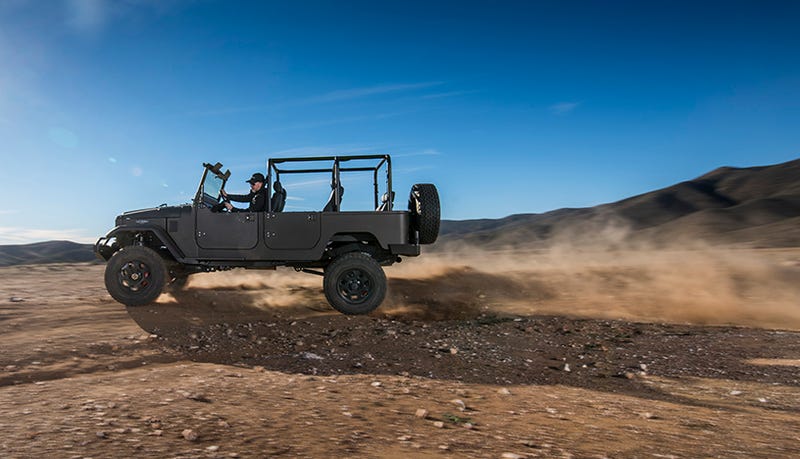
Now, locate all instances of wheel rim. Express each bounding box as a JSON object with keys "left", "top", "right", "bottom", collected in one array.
[
  {"left": 119, "top": 260, "right": 152, "bottom": 292},
  {"left": 336, "top": 268, "right": 373, "bottom": 304}
]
